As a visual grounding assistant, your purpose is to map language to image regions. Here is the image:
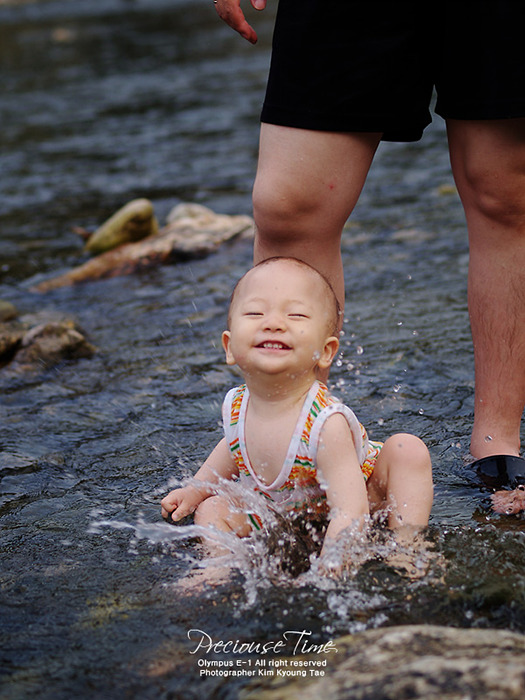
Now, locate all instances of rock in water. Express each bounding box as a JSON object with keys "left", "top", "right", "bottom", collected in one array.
[
  {"left": 0, "top": 300, "right": 18, "bottom": 322},
  {"left": 0, "top": 321, "right": 25, "bottom": 365},
  {"left": 240, "top": 625, "right": 525, "bottom": 700},
  {"left": 33, "top": 203, "right": 254, "bottom": 292},
  {"left": 13, "top": 320, "right": 96, "bottom": 370},
  {"left": 84, "top": 198, "right": 158, "bottom": 254},
  {"left": 1, "top": 310, "right": 96, "bottom": 372}
]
